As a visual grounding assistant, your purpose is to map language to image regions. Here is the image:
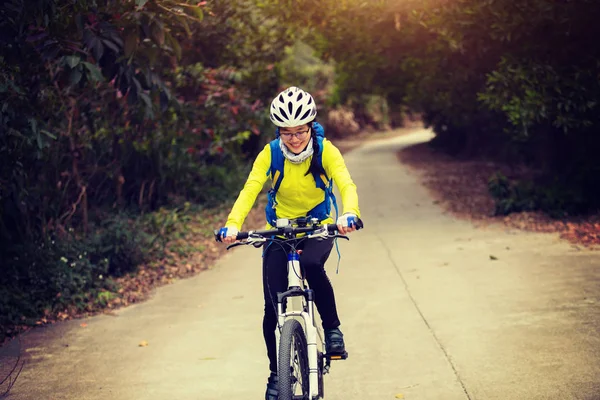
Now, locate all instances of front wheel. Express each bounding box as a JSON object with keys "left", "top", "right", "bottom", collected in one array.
[{"left": 278, "top": 319, "right": 310, "bottom": 400}]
